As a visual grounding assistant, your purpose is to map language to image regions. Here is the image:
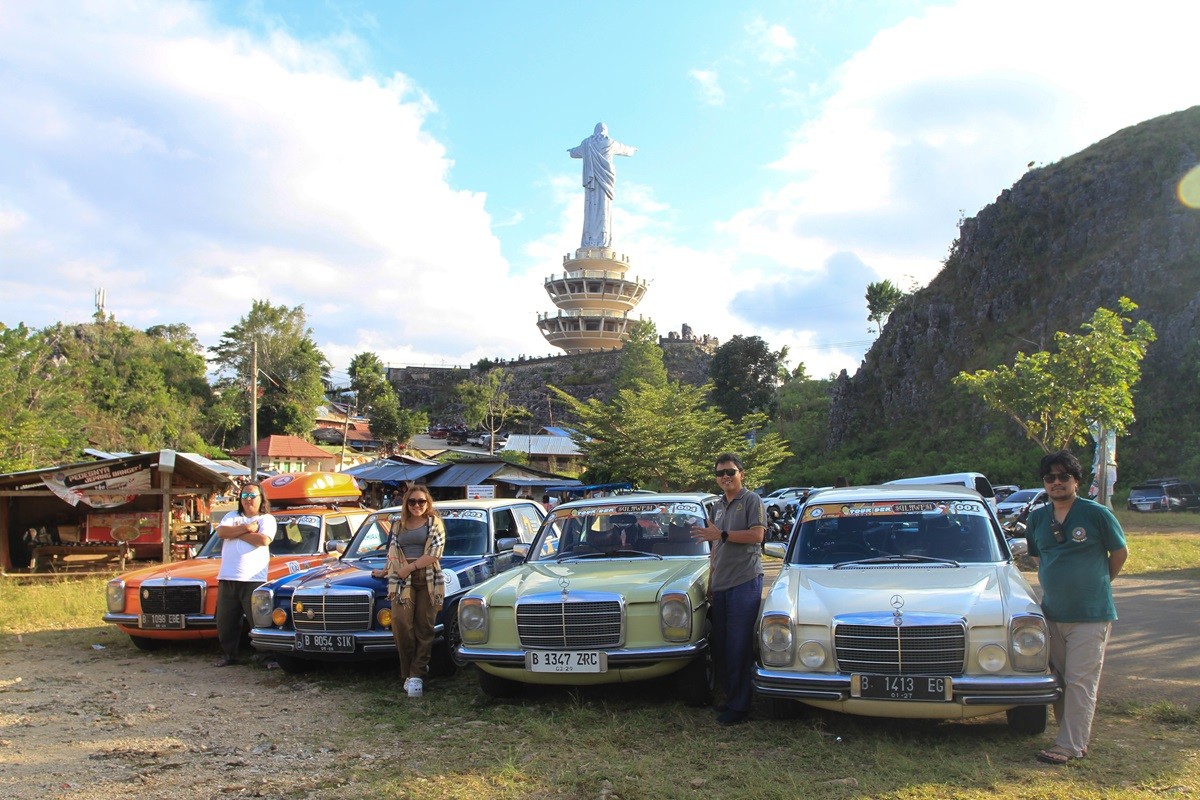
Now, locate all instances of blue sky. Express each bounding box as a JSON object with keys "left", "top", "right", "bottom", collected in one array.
[{"left": 2, "top": 0, "right": 1198, "bottom": 386}]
